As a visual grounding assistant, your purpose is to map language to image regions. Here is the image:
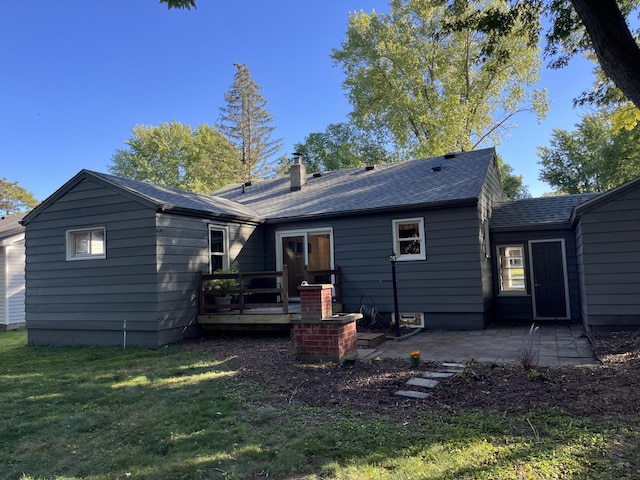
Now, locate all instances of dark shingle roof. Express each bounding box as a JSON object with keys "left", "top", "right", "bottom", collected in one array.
[
  {"left": 90, "top": 171, "right": 261, "bottom": 222},
  {"left": 214, "top": 148, "right": 496, "bottom": 220},
  {"left": 491, "top": 193, "right": 599, "bottom": 229},
  {"left": 0, "top": 213, "right": 26, "bottom": 241}
]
